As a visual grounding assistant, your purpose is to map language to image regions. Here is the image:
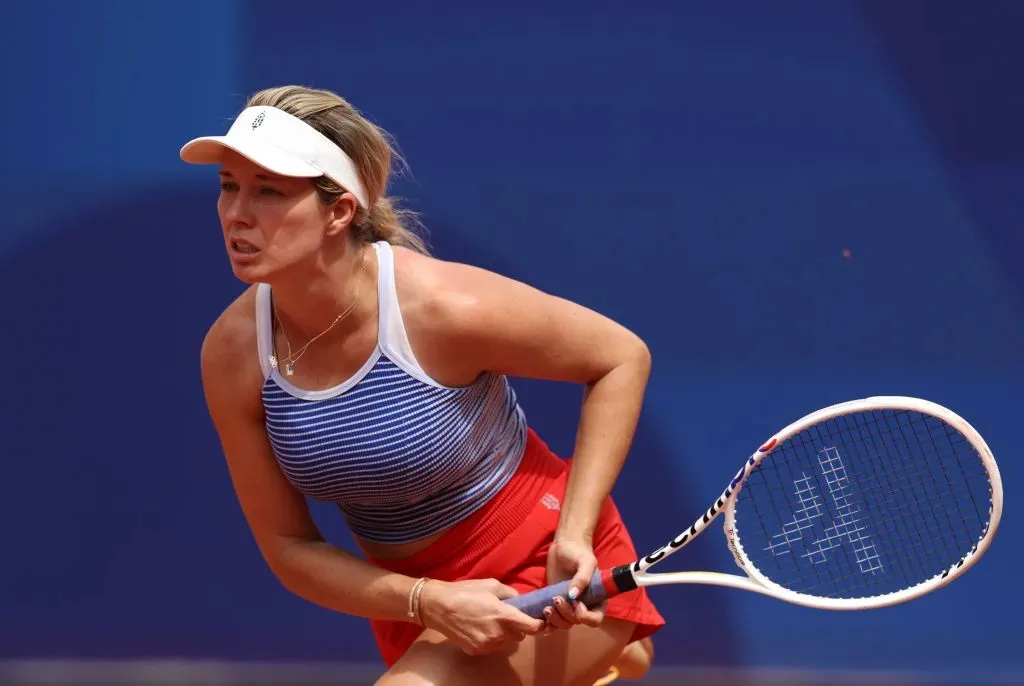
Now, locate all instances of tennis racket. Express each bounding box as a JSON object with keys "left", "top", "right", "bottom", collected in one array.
[{"left": 506, "top": 396, "right": 1002, "bottom": 616}]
